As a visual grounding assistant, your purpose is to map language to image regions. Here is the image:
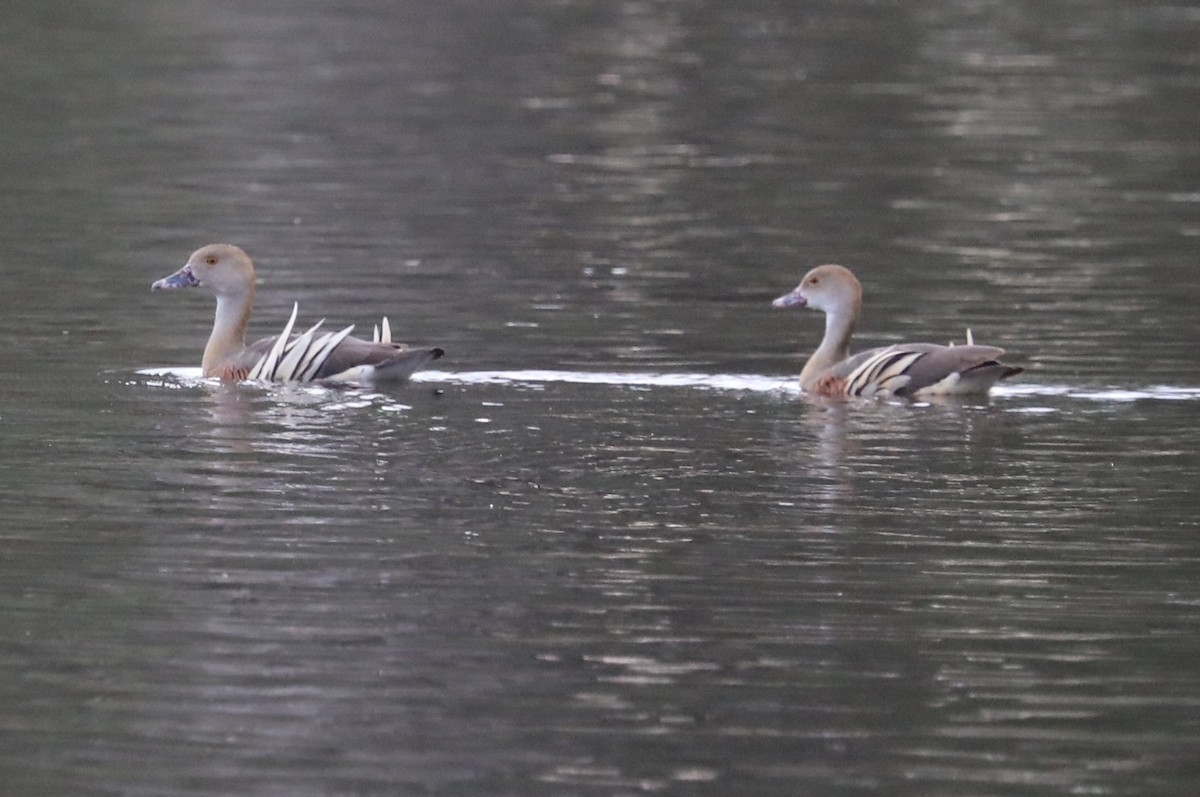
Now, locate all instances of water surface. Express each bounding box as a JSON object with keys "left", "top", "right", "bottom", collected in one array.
[{"left": 2, "top": 1, "right": 1200, "bottom": 795}]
